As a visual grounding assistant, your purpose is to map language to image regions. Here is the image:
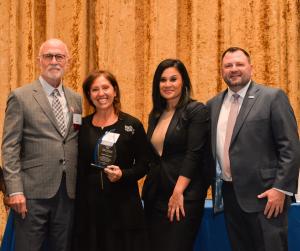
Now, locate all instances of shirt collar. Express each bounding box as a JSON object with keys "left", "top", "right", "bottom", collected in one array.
[
  {"left": 227, "top": 80, "right": 251, "bottom": 100},
  {"left": 39, "top": 76, "right": 64, "bottom": 97}
]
